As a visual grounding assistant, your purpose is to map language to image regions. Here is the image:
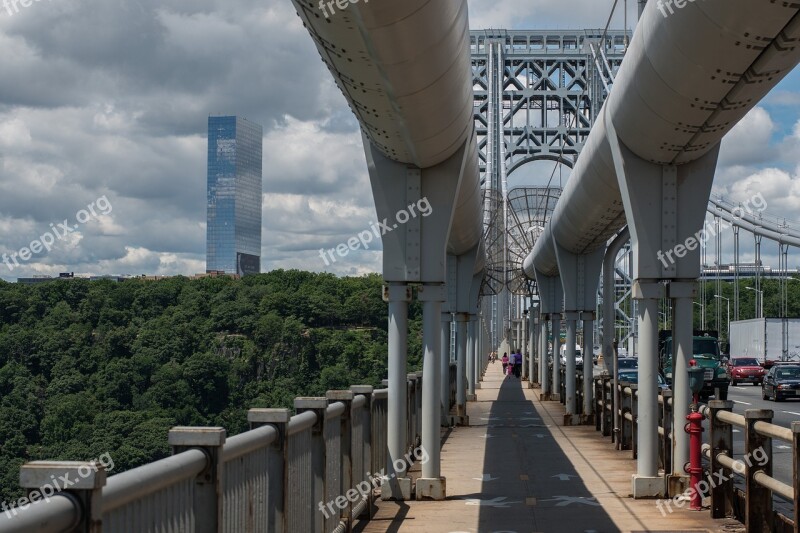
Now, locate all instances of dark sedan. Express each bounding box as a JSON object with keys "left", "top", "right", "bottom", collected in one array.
[{"left": 762, "top": 364, "right": 800, "bottom": 402}]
